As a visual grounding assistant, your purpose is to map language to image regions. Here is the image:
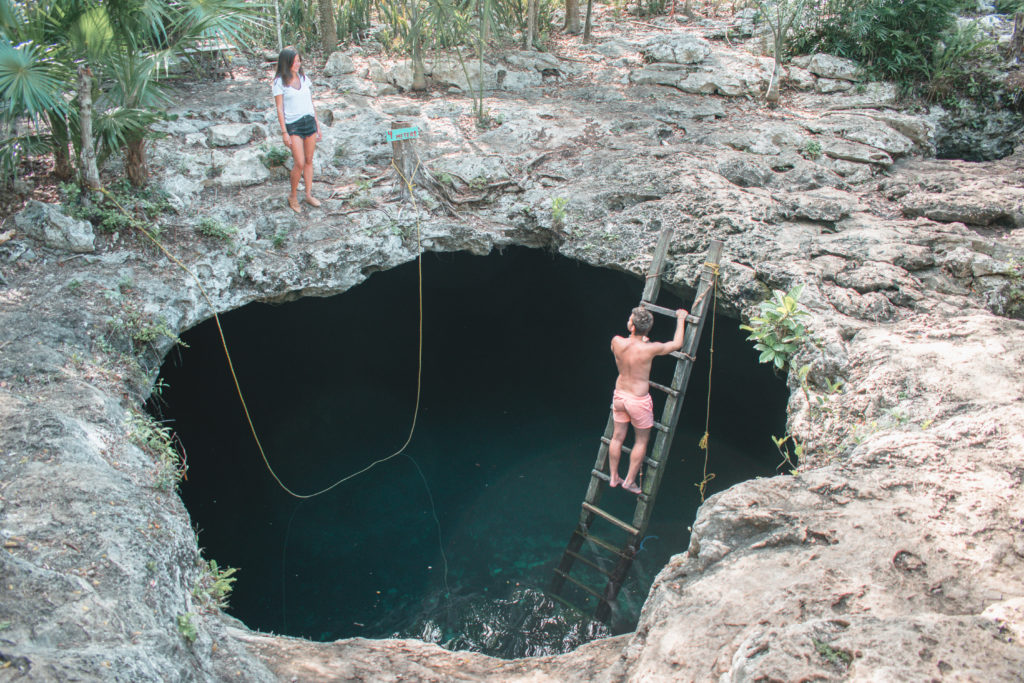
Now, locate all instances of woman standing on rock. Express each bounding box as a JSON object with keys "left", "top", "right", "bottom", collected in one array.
[{"left": 273, "top": 47, "right": 322, "bottom": 214}]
